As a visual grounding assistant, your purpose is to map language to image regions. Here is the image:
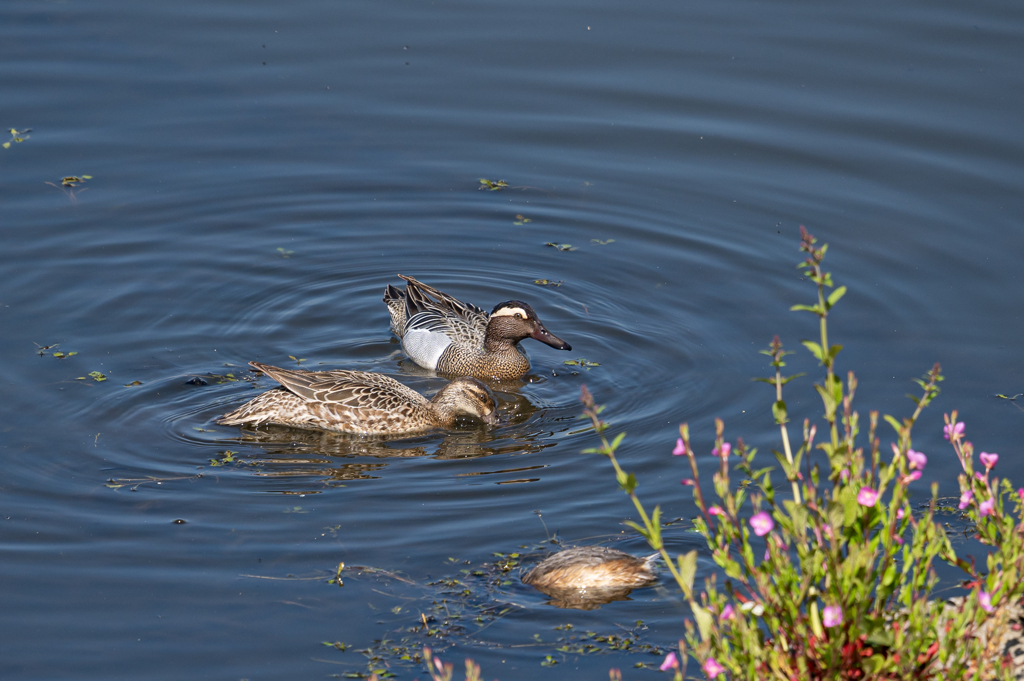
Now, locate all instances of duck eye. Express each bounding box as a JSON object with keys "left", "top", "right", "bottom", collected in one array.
[{"left": 514, "top": 313, "right": 523, "bottom": 319}]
